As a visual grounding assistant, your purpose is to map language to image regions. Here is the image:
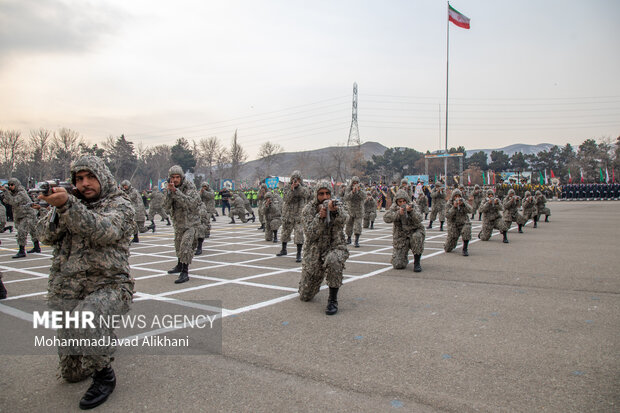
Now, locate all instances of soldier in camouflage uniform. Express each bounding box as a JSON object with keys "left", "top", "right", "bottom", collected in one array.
[
  {"left": 299, "top": 181, "right": 349, "bottom": 315},
  {"left": 239, "top": 190, "right": 256, "bottom": 222},
  {"left": 416, "top": 188, "right": 429, "bottom": 219},
  {"left": 444, "top": 189, "right": 472, "bottom": 256},
  {"left": 521, "top": 191, "right": 538, "bottom": 228},
  {"left": 195, "top": 199, "right": 211, "bottom": 255},
  {"left": 36, "top": 155, "right": 135, "bottom": 409},
  {"left": 148, "top": 188, "right": 170, "bottom": 226},
  {"left": 263, "top": 192, "right": 282, "bottom": 242},
  {"left": 229, "top": 193, "right": 250, "bottom": 224},
  {"left": 534, "top": 190, "right": 551, "bottom": 223},
  {"left": 276, "top": 171, "right": 310, "bottom": 262},
  {"left": 0, "top": 198, "right": 13, "bottom": 233},
  {"left": 344, "top": 176, "right": 365, "bottom": 248},
  {"left": 502, "top": 189, "right": 527, "bottom": 233},
  {"left": 428, "top": 182, "right": 447, "bottom": 230},
  {"left": 399, "top": 178, "right": 412, "bottom": 199},
  {"left": 121, "top": 180, "right": 154, "bottom": 242},
  {"left": 478, "top": 189, "right": 509, "bottom": 243},
  {"left": 0, "top": 270, "right": 6, "bottom": 299},
  {"left": 383, "top": 189, "right": 425, "bottom": 272},
  {"left": 165, "top": 165, "right": 202, "bottom": 284},
  {"left": 200, "top": 182, "right": 217, "bottom": 222},
  {"left": 470, "top": 184, "right": 484, "bottom": 220},
  {"left": 362, "top": 190, "right": 377, "bottom": 229},
  {"left": 1, "top": 178, "right": 40, "bottom": 257},
  {"left": 256, "top": 183, "right": 268, "bottom": 231}
]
